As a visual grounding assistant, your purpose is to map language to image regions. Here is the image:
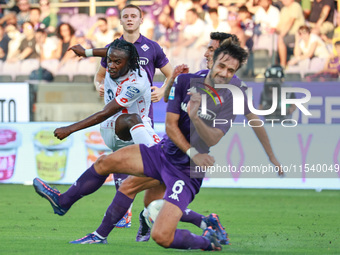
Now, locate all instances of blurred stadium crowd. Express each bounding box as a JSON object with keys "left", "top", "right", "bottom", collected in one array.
[{"left": 0, "top": 0, "right": 339, "bottom": 82}]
